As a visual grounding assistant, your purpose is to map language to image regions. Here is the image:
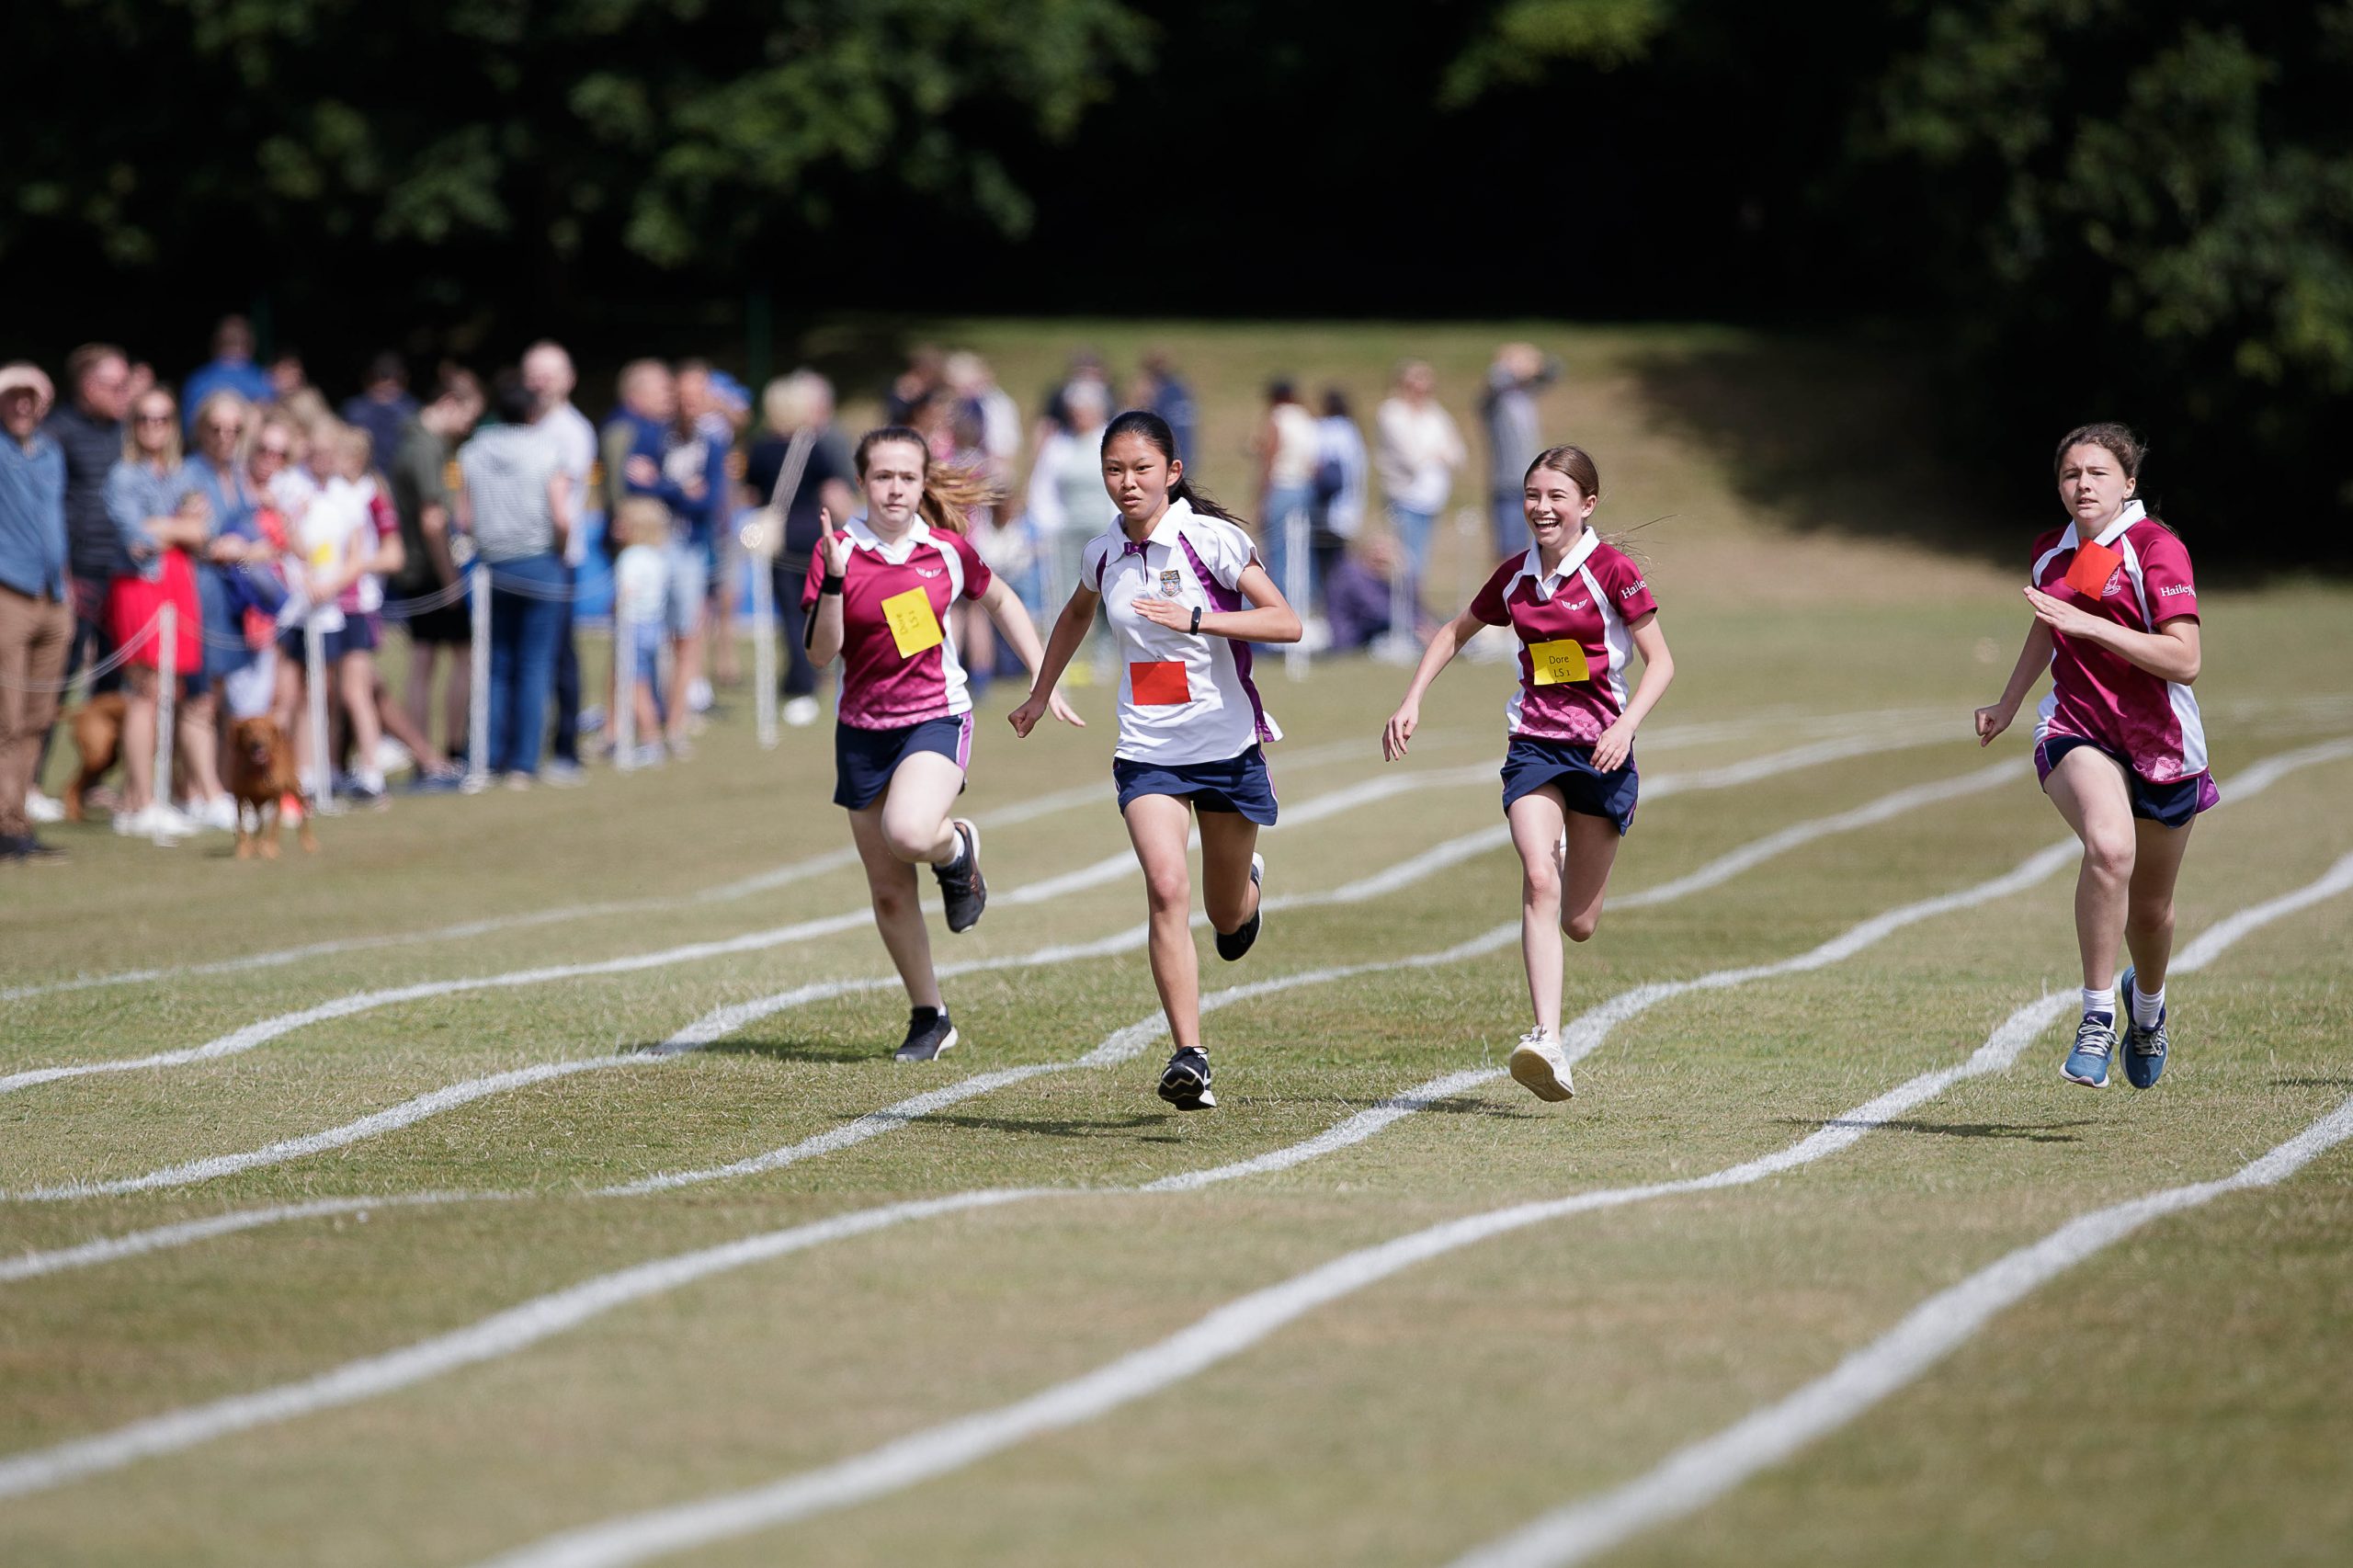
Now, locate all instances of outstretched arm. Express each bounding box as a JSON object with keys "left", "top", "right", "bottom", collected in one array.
[
  {"left": 1975, "top": 619, "right": 2056, "bottom": 744},
  {"left": 1009, "top": 584, "right": 1100, "bottom": 737},
  {"left": 1384, "top": 606, "right": 1484, "bottom": 760},
  {"left": 978, "top": 575, "right": 1083, "bottom": 728}
]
